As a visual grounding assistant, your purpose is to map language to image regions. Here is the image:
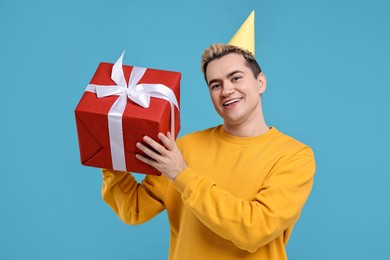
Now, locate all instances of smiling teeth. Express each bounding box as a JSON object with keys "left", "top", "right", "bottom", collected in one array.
[{"left": 224, "top": 98, "right": 241, "bottom": 106}]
